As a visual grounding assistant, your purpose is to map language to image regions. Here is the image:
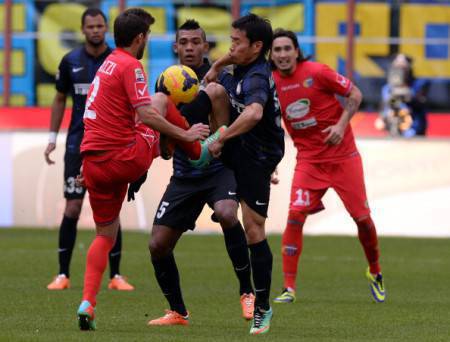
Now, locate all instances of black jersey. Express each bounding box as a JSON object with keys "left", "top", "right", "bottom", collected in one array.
[
  {"left": 172, "top": 59, "right": 225, "bottom": 179},
  {"left": 56, "top": 45, "right": 112, "bottom": 153},
  {"left": 219, "top": 56, "right": 285, "bottom": 166}
]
